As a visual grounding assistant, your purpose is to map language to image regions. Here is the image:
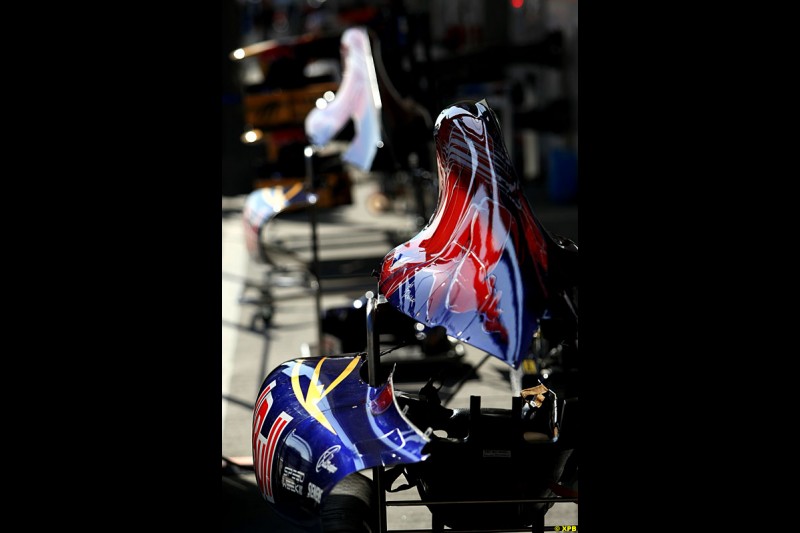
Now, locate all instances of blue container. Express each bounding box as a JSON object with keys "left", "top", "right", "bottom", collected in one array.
[{"left": 547, "top": 148, "right": 578, "bottom": 204}]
